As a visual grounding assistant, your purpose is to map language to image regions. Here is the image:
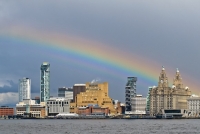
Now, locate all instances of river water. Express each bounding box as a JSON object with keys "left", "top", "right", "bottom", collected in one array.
[{"left": 0, "top": 119, "right": 199, "bottom": 134}]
